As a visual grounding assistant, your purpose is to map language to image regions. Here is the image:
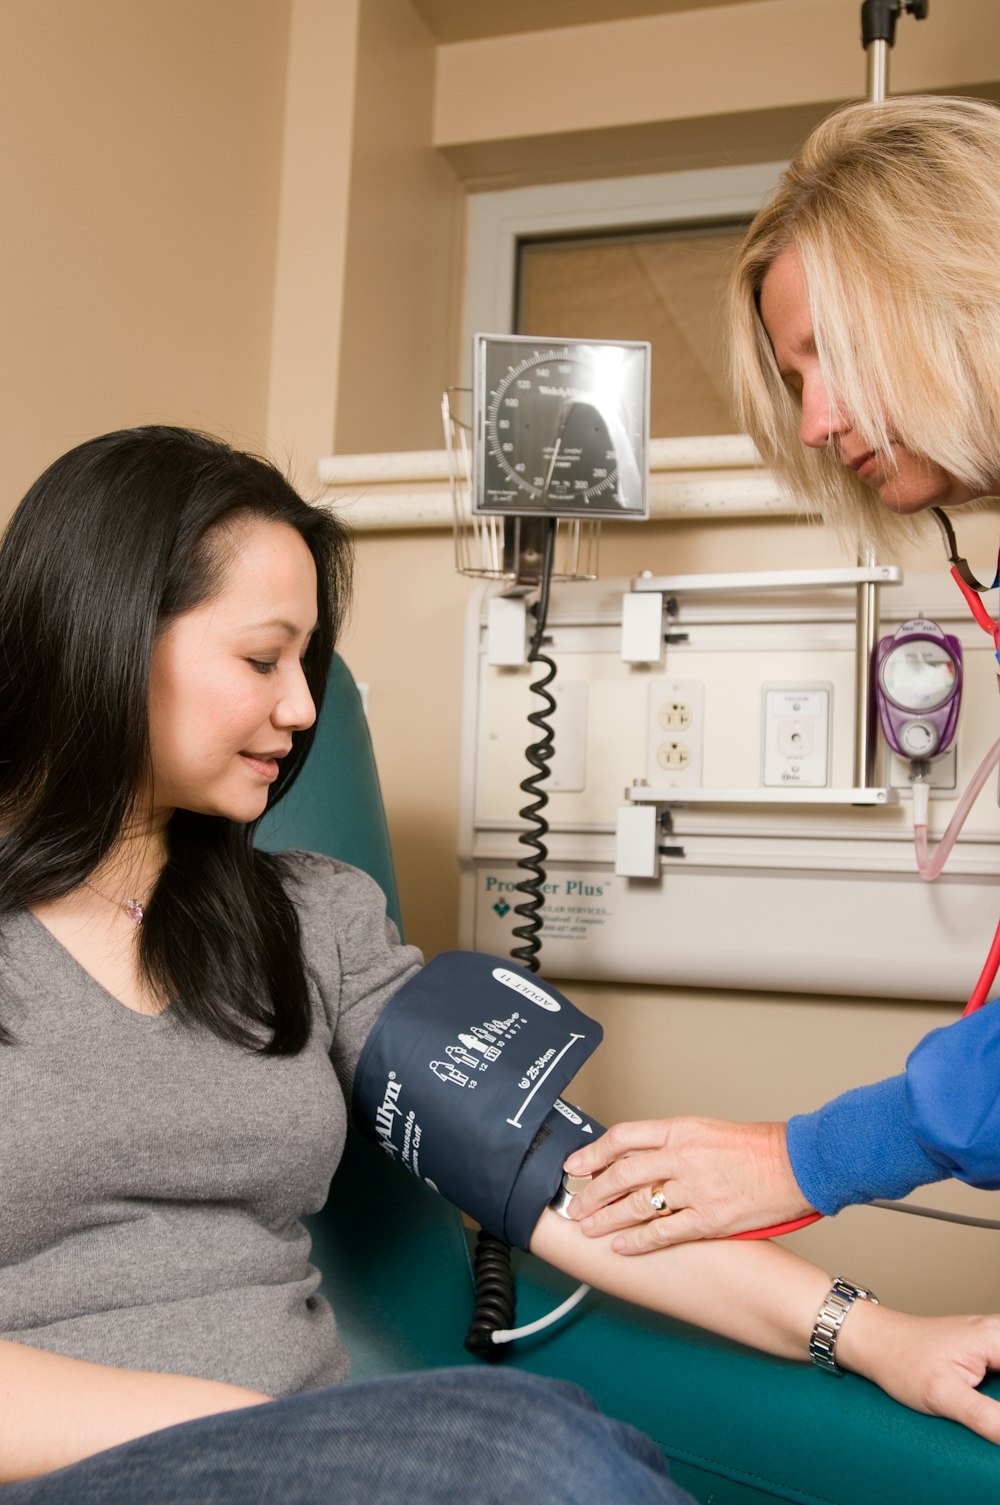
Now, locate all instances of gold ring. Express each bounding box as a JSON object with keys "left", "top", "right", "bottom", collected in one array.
[{"left": 650, "top": 1186, "right": 671, "bottom": 1215}]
